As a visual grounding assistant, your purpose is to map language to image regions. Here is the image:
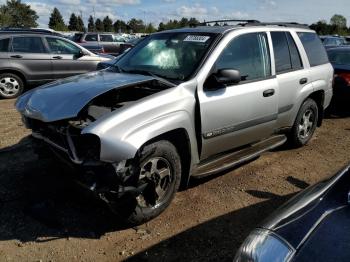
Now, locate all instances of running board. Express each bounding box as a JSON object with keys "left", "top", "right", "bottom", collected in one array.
[{"left": 193, "top": 135, "right": 287, "bottom": 179}]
